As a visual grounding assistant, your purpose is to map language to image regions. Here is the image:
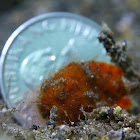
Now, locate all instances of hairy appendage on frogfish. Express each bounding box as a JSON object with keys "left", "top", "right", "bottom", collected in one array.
[{"left": 37, "top": 61, "right": 132, "bottom": 125}]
